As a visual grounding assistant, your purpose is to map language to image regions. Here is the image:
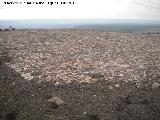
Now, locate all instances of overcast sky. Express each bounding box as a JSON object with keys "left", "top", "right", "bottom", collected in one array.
[{"left": 0, "top": 0, "right": 160, "bottom": 20}]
